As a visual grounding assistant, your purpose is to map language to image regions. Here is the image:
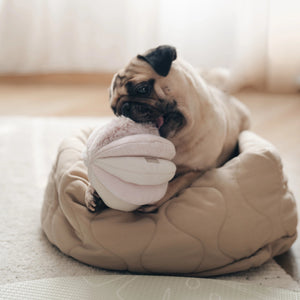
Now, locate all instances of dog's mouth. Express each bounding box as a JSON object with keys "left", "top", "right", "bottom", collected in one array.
[
  {"left": 113, "top": 97, "right": 186, "bottom": 138},
  {"left": 156, "top": 115, "right": 164, "bottom": 129}
]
